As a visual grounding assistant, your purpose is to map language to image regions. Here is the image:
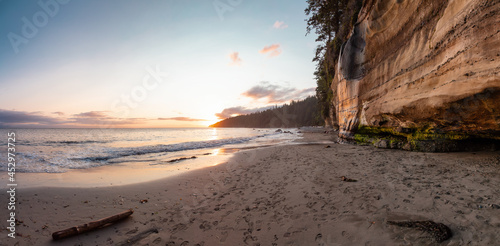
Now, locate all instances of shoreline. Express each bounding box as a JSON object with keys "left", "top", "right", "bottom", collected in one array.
[
  {"left": 0, "top": 148, "right": 235, "bottom": 189},
  {"left": 0, "top": 137, "right": 298, "bottom": 189},
  {"left": 1, "top": 132, "right": 499, "bottom": 245}
]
